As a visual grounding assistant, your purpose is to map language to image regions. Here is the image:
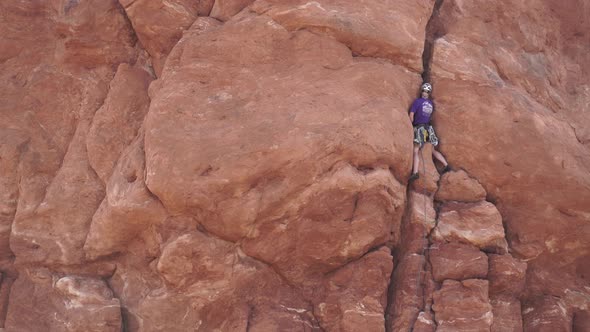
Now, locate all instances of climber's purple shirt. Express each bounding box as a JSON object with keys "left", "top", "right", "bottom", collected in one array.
[{"left": 410, "top": 98, "right": 434, "bottom": 125}]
